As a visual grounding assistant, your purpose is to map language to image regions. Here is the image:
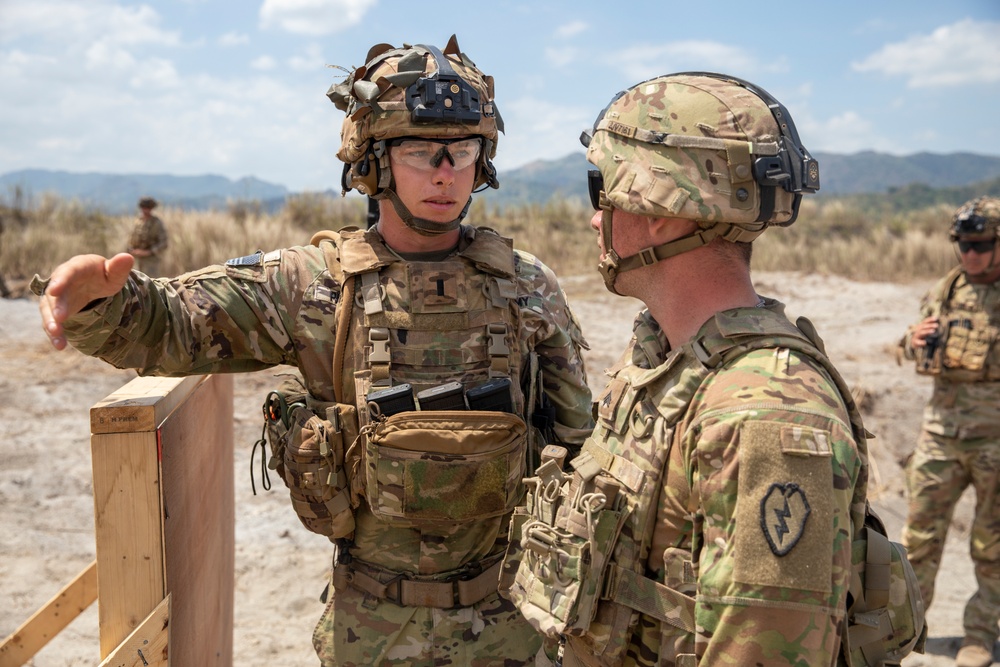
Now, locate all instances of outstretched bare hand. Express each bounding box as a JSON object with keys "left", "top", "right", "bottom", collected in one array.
[{"left": 39, "top": 253, "right": 134, "bottom": 350}]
